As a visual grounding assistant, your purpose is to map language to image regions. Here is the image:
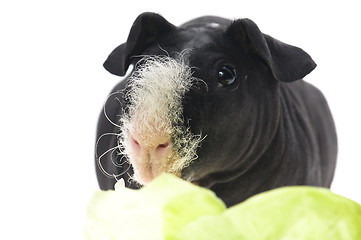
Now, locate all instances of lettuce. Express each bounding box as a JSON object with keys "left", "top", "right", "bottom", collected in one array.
[
  {"left": 85, "top": 174, "right": 361, "bottom": 240},
  {"left": 84, "top": 174, "right": 224, "bottom": 240}
]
